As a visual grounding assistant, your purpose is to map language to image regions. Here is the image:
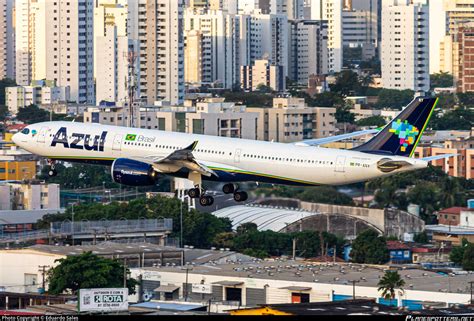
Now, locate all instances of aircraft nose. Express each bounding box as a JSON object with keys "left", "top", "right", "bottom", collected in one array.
[{"left": 11, "top": 132, "right": 19, "bottom": 145}]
